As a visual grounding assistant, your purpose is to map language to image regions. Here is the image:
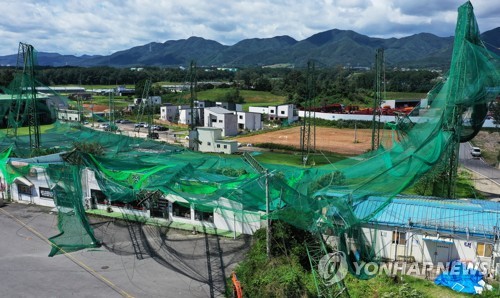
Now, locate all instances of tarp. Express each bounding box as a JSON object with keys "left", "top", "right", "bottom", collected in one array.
[{"left": 434, "top": 261, "right": 484, "bottom": 294}]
